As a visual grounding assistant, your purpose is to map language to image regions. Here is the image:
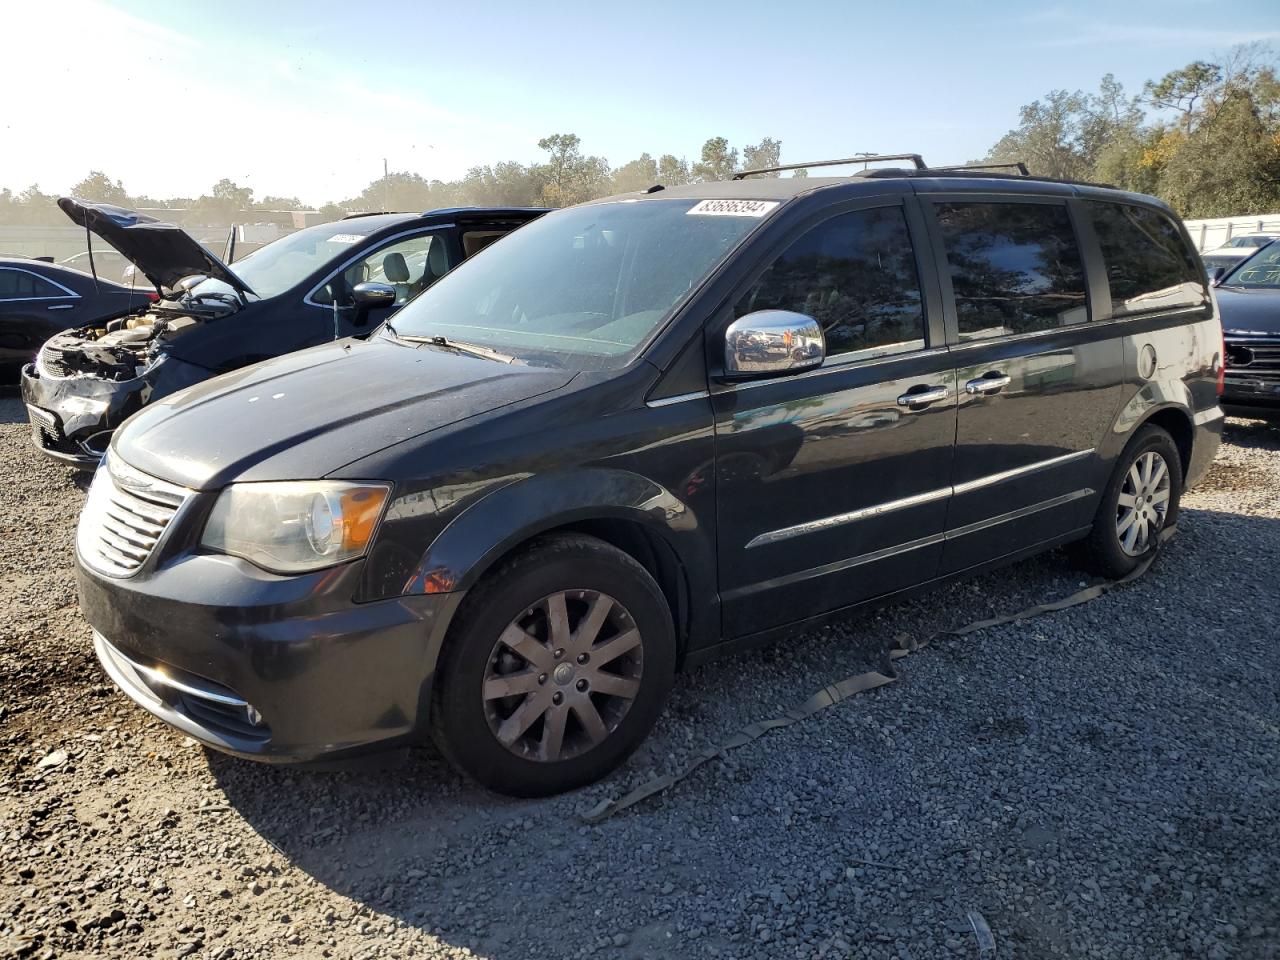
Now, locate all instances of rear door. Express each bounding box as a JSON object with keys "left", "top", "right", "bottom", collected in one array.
[
  {"left": 920, "top": 193, "right": 1121, "bottom": 573},
  {"left": 711, "top": 196, "right": 957, "bottom": 638}
]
